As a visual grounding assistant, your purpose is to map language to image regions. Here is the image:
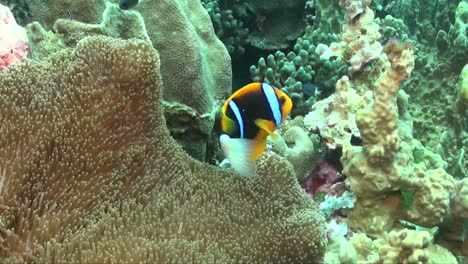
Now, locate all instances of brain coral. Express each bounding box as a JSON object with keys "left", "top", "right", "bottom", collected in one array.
[{"left": 0, "top": 36, "right": 326, "bottom": 262}]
